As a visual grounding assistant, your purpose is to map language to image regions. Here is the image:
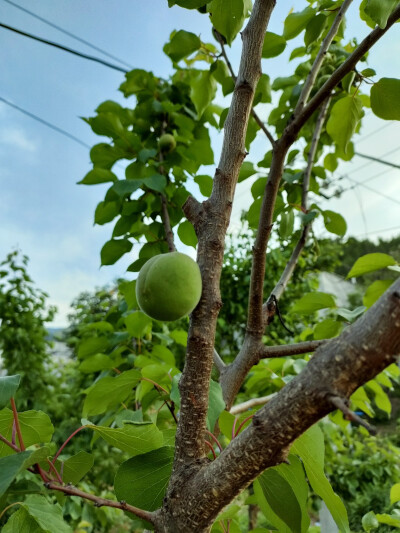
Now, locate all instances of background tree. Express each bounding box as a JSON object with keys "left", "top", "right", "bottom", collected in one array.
[{"left": 1, "top": 1, "right": 400, "bottom": 532}]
